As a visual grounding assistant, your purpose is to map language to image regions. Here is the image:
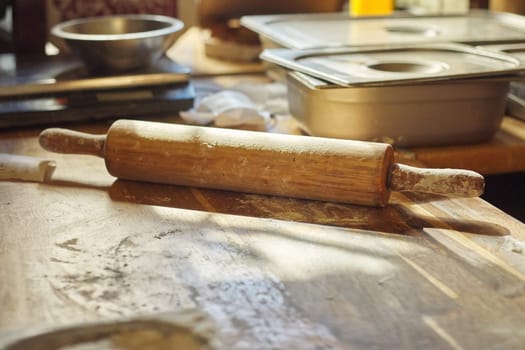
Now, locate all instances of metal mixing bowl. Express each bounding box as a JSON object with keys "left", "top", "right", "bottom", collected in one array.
[{"left": 51, "top": 14, "right": 184, "bottom": 73}]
